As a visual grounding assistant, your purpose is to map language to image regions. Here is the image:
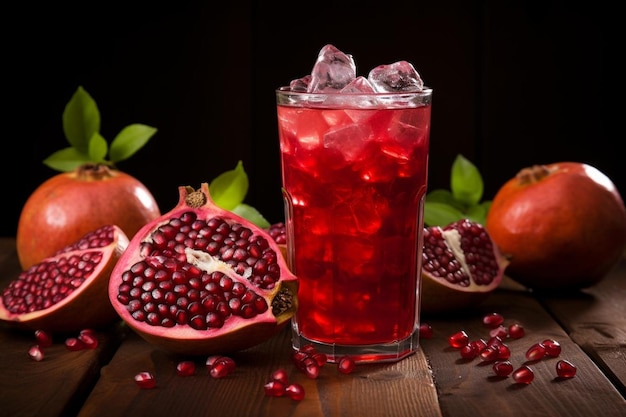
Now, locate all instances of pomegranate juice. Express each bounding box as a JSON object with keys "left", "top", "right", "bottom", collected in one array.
[{"left": 277, "top": 90, "right": 432, "bottom": 362}]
